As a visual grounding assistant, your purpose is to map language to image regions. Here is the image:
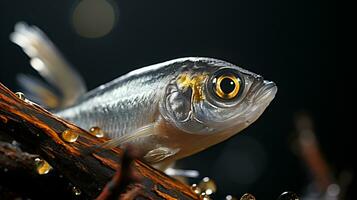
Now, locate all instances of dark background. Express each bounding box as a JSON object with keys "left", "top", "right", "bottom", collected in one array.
[{"left": 0, "top": 0, "right": 344, "bottom": 199}]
